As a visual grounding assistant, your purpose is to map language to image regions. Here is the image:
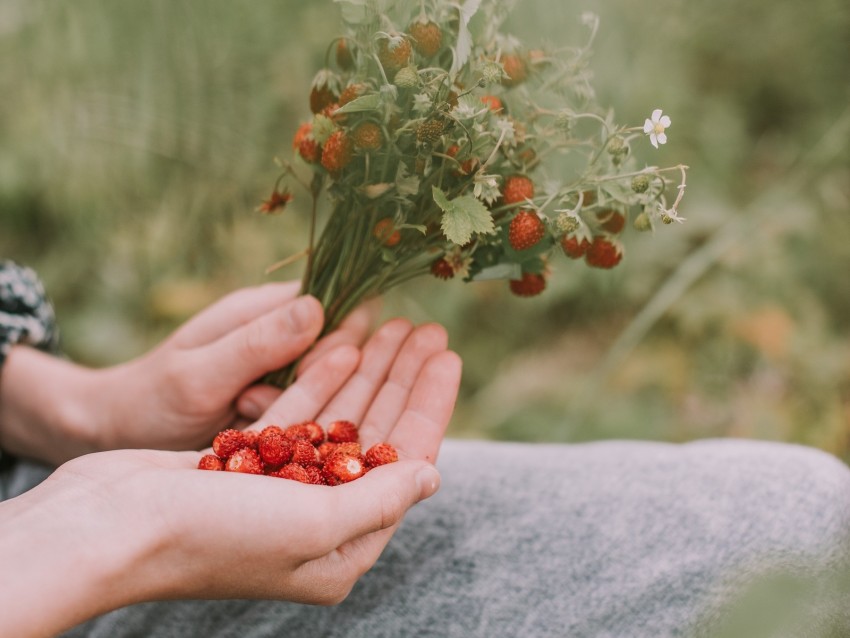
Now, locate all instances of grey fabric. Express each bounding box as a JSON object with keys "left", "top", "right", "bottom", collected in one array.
[{"left": 5, "top": 438, "right": 850, "bottom": 637}]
